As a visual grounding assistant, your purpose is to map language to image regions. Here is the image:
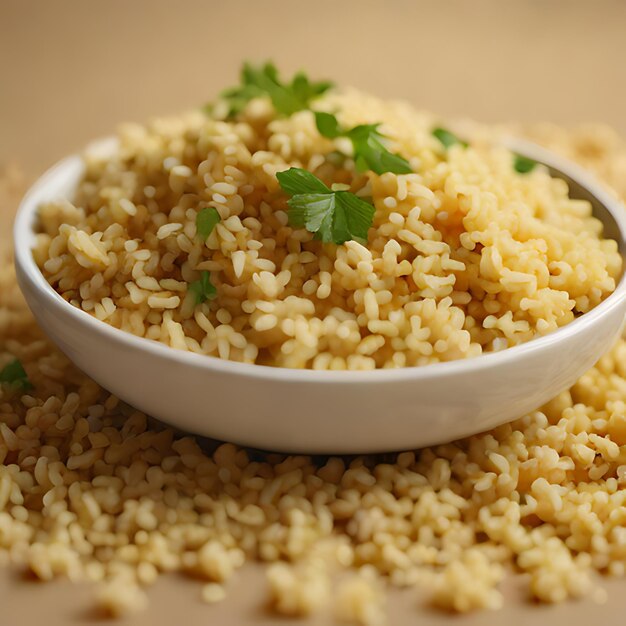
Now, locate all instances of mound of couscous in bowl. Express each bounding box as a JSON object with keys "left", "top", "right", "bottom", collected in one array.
[{"left": 34, "top": 63, "right": 621, "bottom": 370}]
